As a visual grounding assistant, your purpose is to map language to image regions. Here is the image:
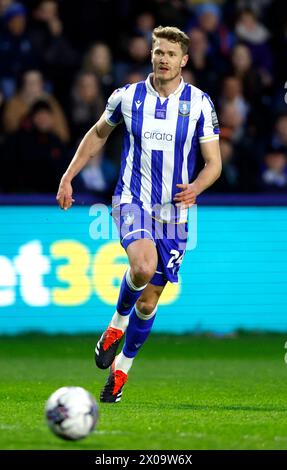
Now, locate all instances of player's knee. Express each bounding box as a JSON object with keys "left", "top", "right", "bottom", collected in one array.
[
  {"left": 131, "top": 262, "right": 156, "bottom": 284},
  {"left": 136, "top": 299, "right": 157, "bottom": 316}
]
